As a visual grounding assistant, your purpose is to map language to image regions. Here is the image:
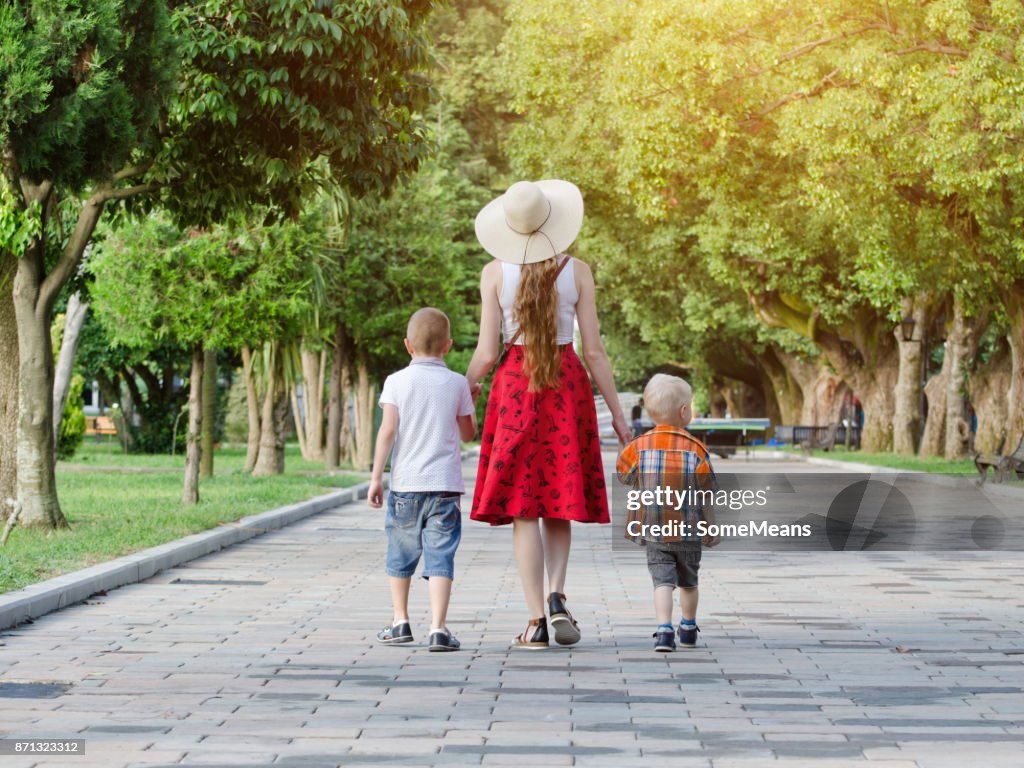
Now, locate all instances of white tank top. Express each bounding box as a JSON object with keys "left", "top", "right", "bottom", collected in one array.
[{"left": 499, "top": 256, "right": 577, "bottom": 345}]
